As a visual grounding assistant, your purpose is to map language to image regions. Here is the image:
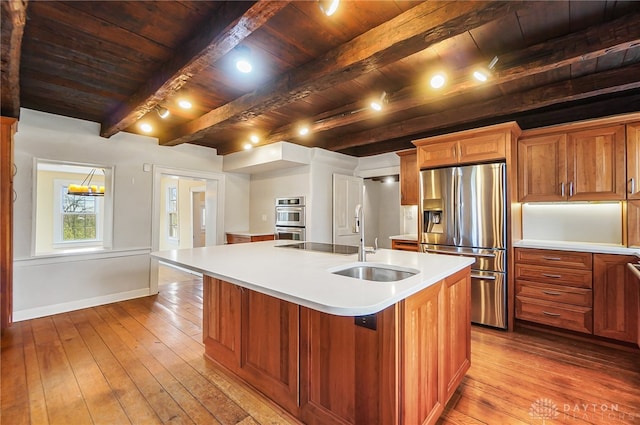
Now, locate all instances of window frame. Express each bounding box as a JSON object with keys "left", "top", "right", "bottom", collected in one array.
[{"left": 53, "top": 178, "right": 104, "bottom": 248}]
